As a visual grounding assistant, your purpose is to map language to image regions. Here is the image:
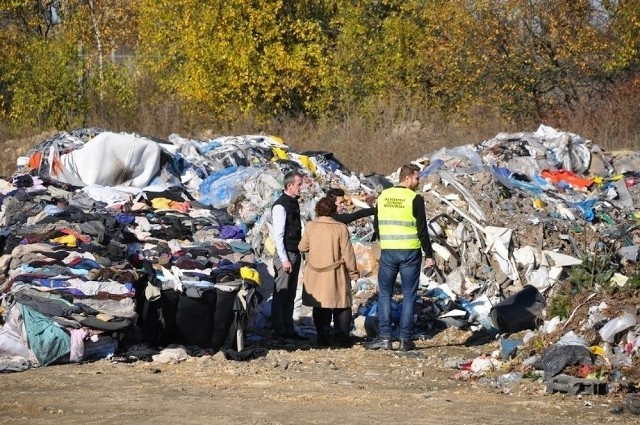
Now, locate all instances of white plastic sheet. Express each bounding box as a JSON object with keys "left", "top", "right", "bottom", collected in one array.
[
  {"left": 483, "top": 226, "right": 519, "bottom": 282},
  {"left": 57, "top": 132, "right": 161, "bottom": 188}
]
